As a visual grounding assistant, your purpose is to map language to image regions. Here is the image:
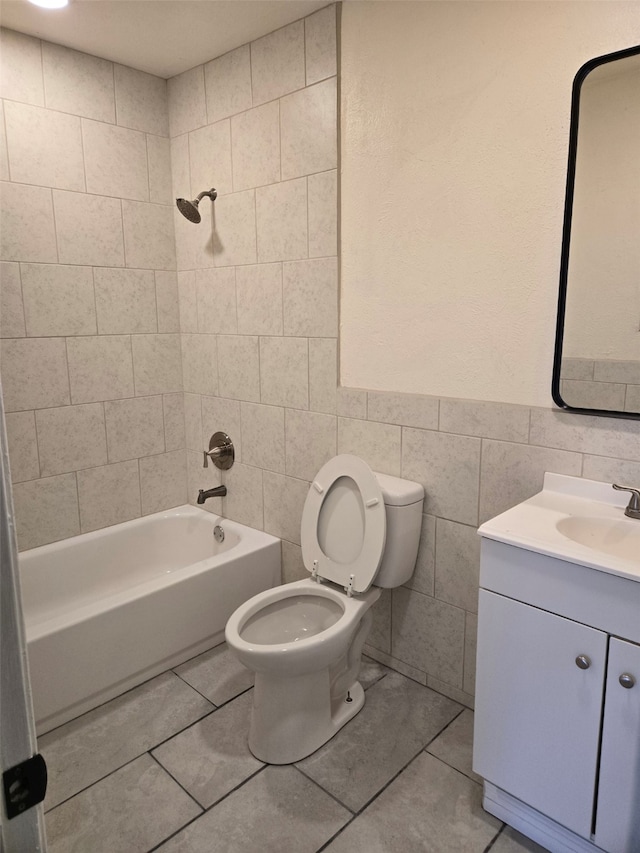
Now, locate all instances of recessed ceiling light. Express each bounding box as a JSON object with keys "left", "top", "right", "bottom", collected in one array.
[{"left": 27, "top": 0, "right": 69, "bottom": 9}]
